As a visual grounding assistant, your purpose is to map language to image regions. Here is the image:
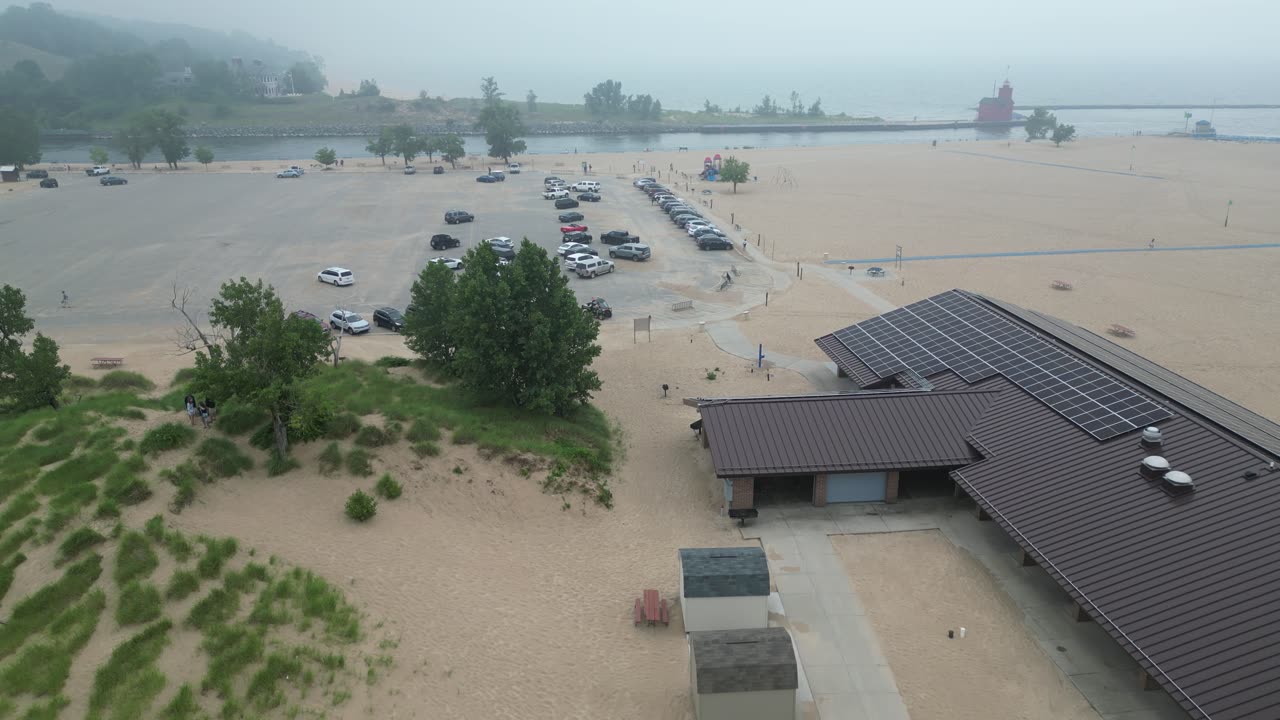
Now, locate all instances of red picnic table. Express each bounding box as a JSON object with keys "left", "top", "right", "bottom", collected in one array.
[{"left": 633, "top": 589, "right": 669, "bottom": 627}]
